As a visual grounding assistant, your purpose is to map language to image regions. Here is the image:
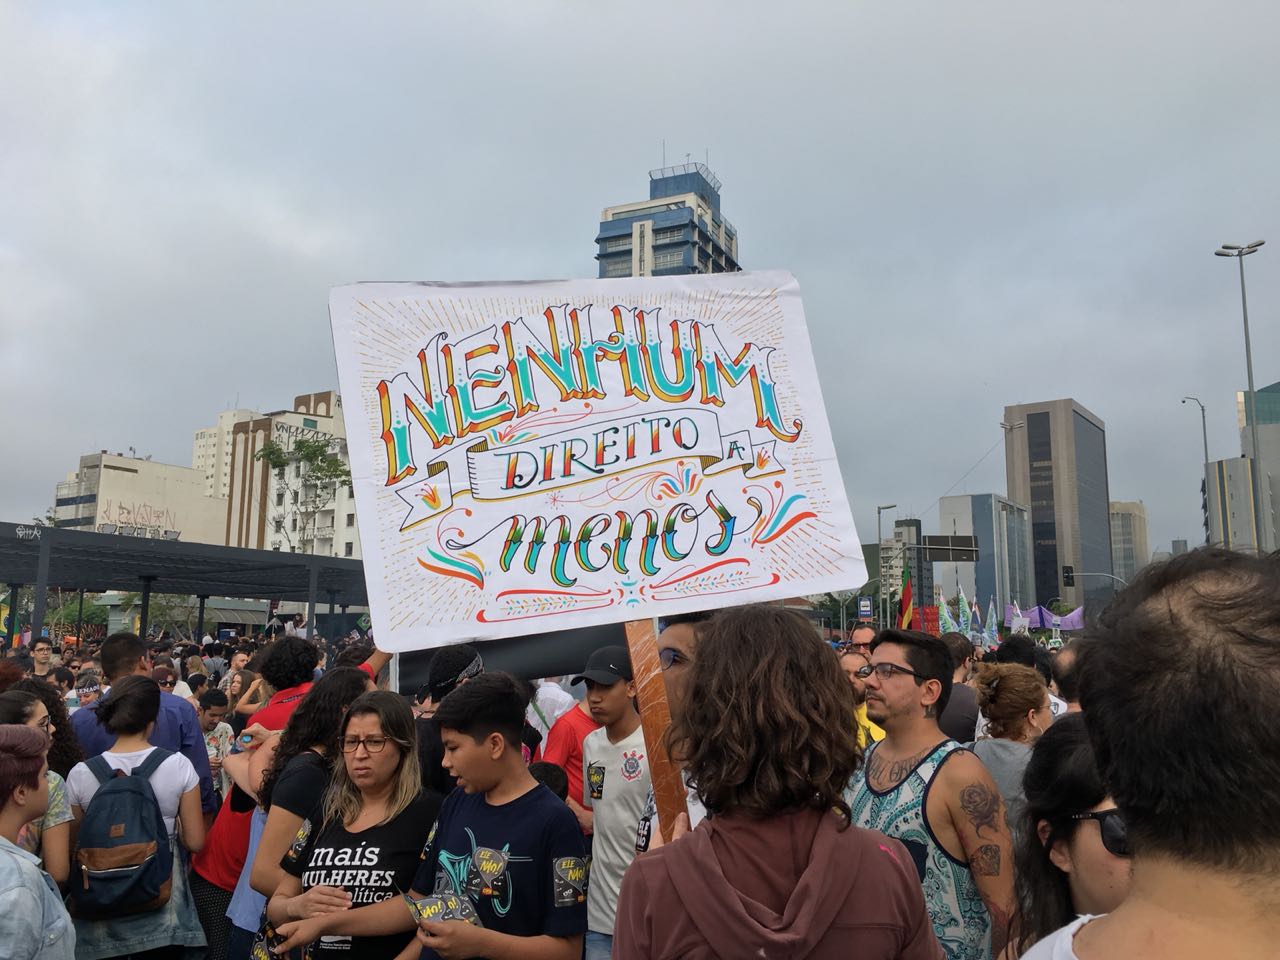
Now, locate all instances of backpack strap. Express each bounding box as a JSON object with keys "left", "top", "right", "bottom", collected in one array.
[
  {"left": 86, "top": 755, "right": 117, "bottom": 786},
  {"left": 134, "top": 748, "right": 174, "bottom": 781}
]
